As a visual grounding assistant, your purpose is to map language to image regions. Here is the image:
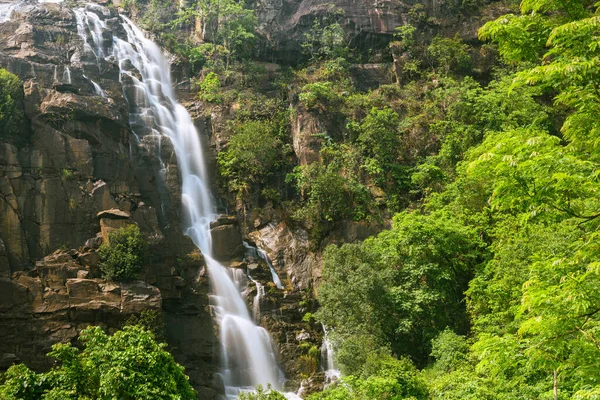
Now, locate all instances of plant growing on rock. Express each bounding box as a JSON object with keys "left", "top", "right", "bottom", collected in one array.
[
  {"left": 98, "top": 225, "right": 148, "bottom": 282},
  {"left": 0, "top": 69, "right": 25, "bottom": 137},
  {"left": 198, "top": 71, "right": 223, "bottom": 103},
  {"left": 218, "top": 119, "right": 288, "bottom": 195}
]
